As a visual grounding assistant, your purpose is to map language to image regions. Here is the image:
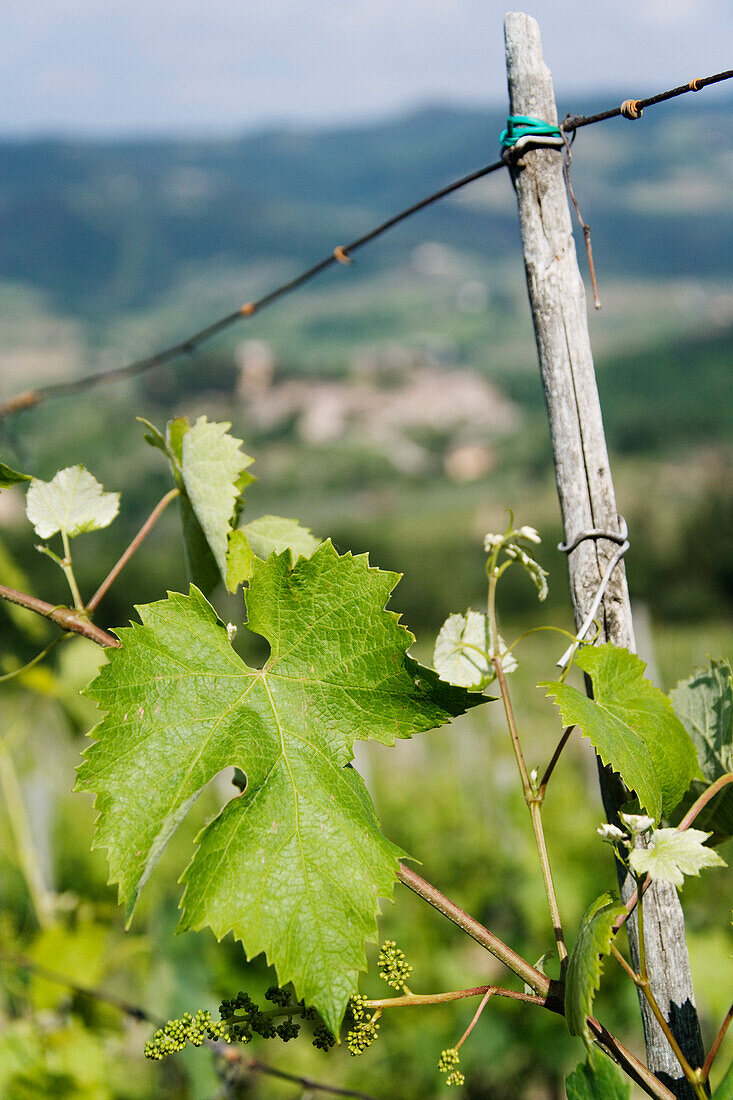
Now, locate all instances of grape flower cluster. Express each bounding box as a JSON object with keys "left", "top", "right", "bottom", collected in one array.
[
  {"left": 144, "top": 1010, "right": 230, "bottom": 1060},
  {"left": 438, "top": 1047, "right": 465, "bottom": 1087},
  {"left": 378, "top": 940, "right": 413, "bottom": 990},
  {"left": 145, "top": 985, "right": 335, "bottom": 1060},
  {"left": 346, "top": 1003, "right": 381, "bottom": 1057}
]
